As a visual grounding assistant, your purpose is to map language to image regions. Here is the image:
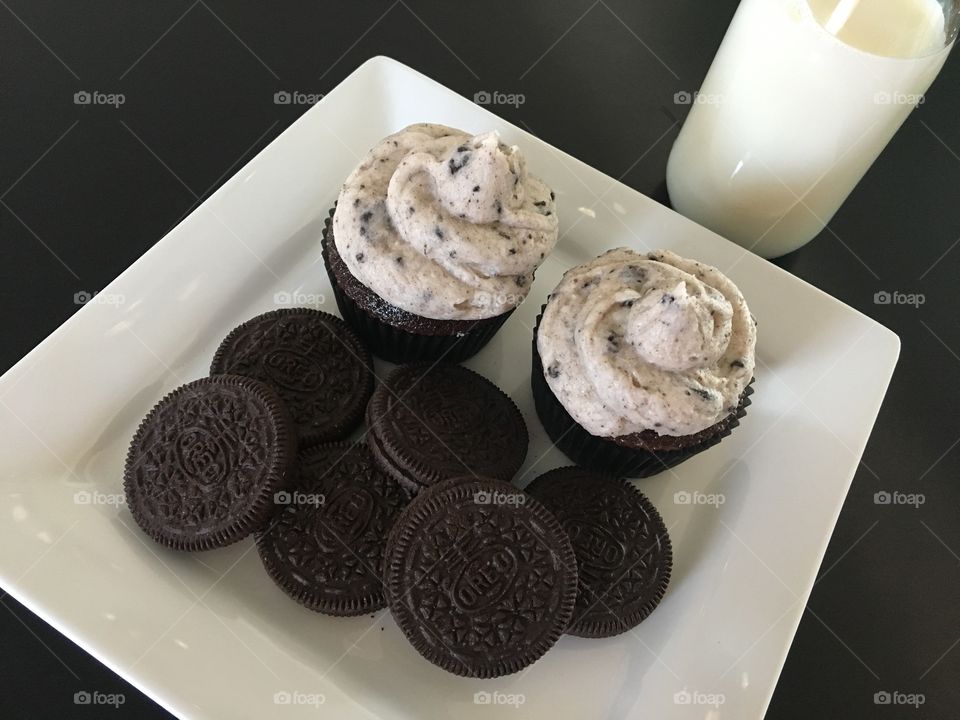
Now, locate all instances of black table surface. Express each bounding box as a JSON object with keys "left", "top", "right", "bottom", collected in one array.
[{"left": 2, "top": 1, "right": 958, "bottom": 718}]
